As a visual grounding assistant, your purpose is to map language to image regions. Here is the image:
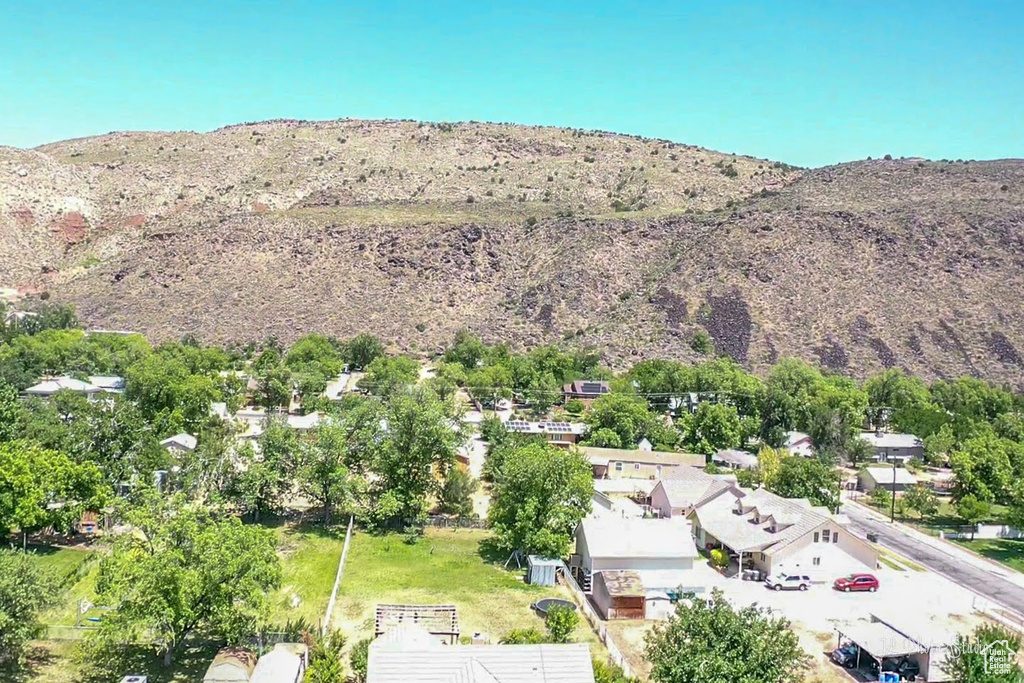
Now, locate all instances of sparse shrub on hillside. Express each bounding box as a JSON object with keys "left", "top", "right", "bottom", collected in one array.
[
  {"left": 584, "top": 155, "right": 596, "bottom": 163},
  {"left": 525, "top": 216, "right": 538, "bottom": 227},
  {"left": 1002, "top": 184, "right": 1009, "bottom": 191},
  {"left": 884, "top": 154, "right": 893, "bottom": 160},
  {"left": 691, "top": 330, "right": 714, "bottom": 355},
  {"left": 466, "top": 195, "right": 475, "bottom": 203}
]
